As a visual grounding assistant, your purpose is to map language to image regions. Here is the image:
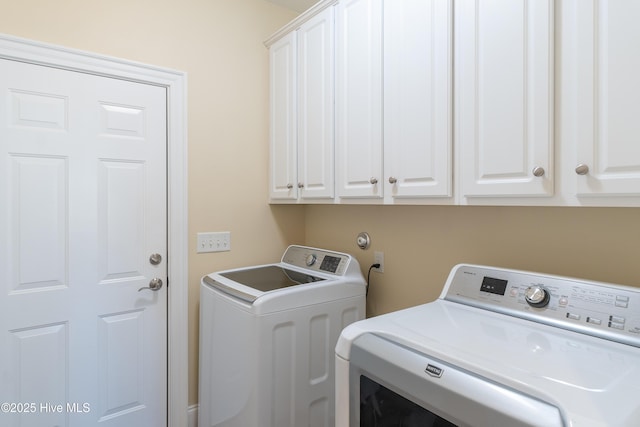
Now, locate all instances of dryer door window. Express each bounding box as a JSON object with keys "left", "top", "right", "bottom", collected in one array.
[{"left": 360, "top": 375, "right": 456, "bottom": 426}]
